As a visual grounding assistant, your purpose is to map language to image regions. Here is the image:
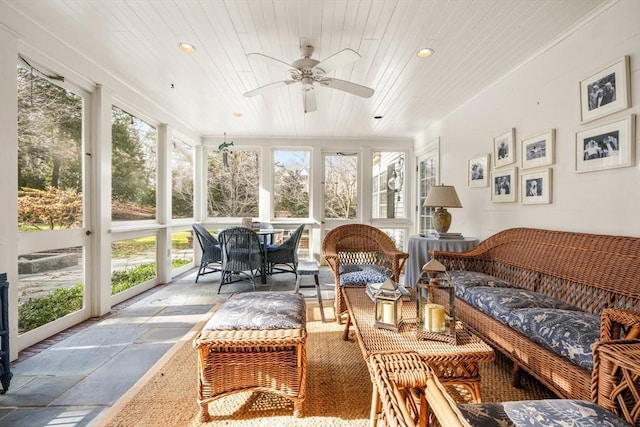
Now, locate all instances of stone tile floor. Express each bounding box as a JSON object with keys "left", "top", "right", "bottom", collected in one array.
[{"left": 0, "top": 266, "right": 337, "bottom": 427}]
